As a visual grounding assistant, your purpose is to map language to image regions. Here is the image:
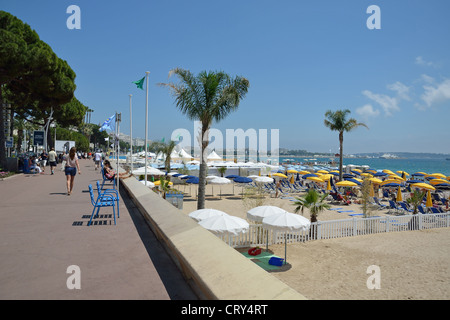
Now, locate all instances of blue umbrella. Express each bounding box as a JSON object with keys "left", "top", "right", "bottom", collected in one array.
[
  {"left": 344, "top": 178, "right": 362, "bottom": 185},
  {"left": 186, "top": 177, "right": 199, "bottom": 184},
  {"left": 172, "top": 173, "right": 183, "bottom": 177},
  {"left": 343, "top": 173, "right": 355, "bottom": 178},
  {"left": 373, "top": 172, "right": 387, "bottom": 177},
  {"left": 381, "top": 182, "right": 401, "bottom": 187},
  {"left": 234, "top": 176, "right": 252, "bottom": 198},
  {"left": 302, "top": 173, "right": 318, "bottom": 179},
  {"left": 406, "top": 179, "right": 423, "bottom": 184},
  {"left": 234, "top": 177, "right": 252, "bottom": 183},
  {"left": 226, "top": 175, "right": 240, "bottom": 179},
  {"left": 181, "top": 175, "right": 196, "bottom": 180}
]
